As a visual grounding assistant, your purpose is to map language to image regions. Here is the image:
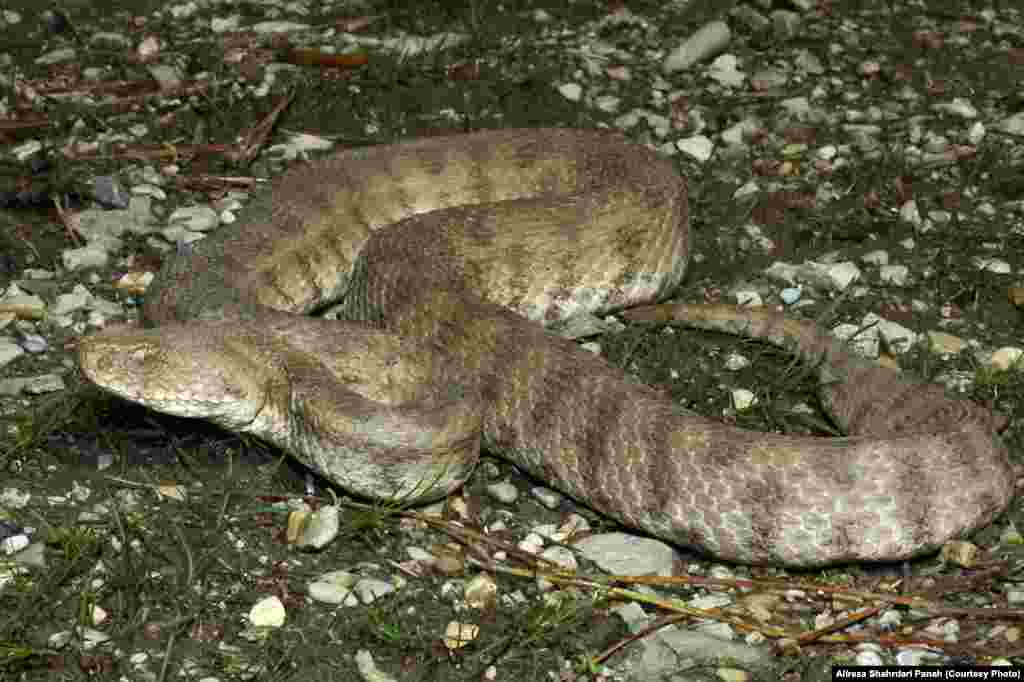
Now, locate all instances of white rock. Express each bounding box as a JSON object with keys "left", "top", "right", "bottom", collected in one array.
[
  {"left": 832, "top": 323, "right": 880, "bottom": 358},
  {"left": 742, "top": 225, "right": 774, "bottom": 253},
  {"left": 532, "top": 523, "right": 559, "bottom": 541},
  {"left": 147, "top": 64, "right": 182, "bottom": 91},
  {"left": 557, "top": 82, "right": 582, "bottom": 102},
  {"left": 169, "top": 2, "right": 198, "bottom": 19},
  {"left": 252, "top": 21, "right": 311, "bottom": 34},
  {"left": 896, "top": 649, "right": 933, "bottom": 666},
  {"left": 932, "top": 97, "right": 978, "bottom": 119},
  {"left": 936, "top": 370, "right": 976, "bottom": 393},
  {"left": 168, "top": 205, "right": 219, "bottom": 232},
  {"left": 802, "top": 260, "right": 861, "bottom": 291},
  {"left": 536, "top": 546, "right": 577, "bottom": 591},
  {"left": 707, "top": 54, "right": 745, "bottom": 88},
  {"left": 48, "top": 630, "right": 73, "bottom": 648},
  {"left": 967, "top": 121, "right": 986, "bottom": 145},
  {"left": 733, "top": 179, "right": 759, "bottom": 198},
  {"left": 465, "top": 573, "right": 498, "bottom": 609},
  {"left": 268, "top": 132, "right": 334, "bottom": 161},
  {"left": 646, "top": 113, "right": 671, "bottom": 137},
  {"left": 308, "top": 570, "right": 359, "bottom": 605},
  {"left": 731, "top": 388, "right": 757, "bottom": 410},
  {"left": 779, "top": 96, "right": 812, "bottom": 119},
  {"left": 35, "top": 48, "right": 76, "bottom": 65},
  {"left": 1, "top": 534, "right": 29, "bottom": 555},
  {"left": 355, "top": 577, "right": 397, "bottom": 604},
  {"left": 0, "top": 488, "right": 30, "bottom": 508},
  {"left": 855, "top": 649, "right": 884, "bottom": 665},
  {"left": 594, "top": 95, "right": 620, "bottom": 112},
  {"left": 675, "top": 134, "right": 715, "bottom": 162},
  {"left": 763, "top": 261, "right": 801, "bottom": 284},
  {"left": 79, "top": 627, "right": 110, "bottom": 650},
  {"left": 877, "top": 610, "right": 902, "bottom": 630},
  {"left": 663, "top": 20, "right": 731, "bottom": 73},
  {"left": 816, "top": 144, "right": 838, "bottom": 160},
  {"left": 248, "top": 596, "right": 286, "bottom": 627},
  {"left": 572, "top": 533, "right": 677, "bottom": 578},
  {"left": 690, "top": 593, "right": 734, "bottom": 610},
  {"left": 12, "top": 140, "right": 43, "bottom": 161},
  {"left": 211, "top": 15, "right": 240, "bottom": 33},
  {"left": 869, "top": 314, "right": 917, "bottom": 354},
  {"left": 131, "top": 183, "right": 167, "bottom": 200},
  {"left": 355, "top": 650, "right": 397, "bottom": 682},
  {"left": 724, "top": 352, "right": 750, "bottom": 371},
  {"left": 878, "top": 265, "right": 909, "bottom": 285},
  {"left": 486, "top": 481, "right": 518, "bottom": 504},
  {"left": 160, "top": 226, "right": 205, "bottom": 246},
  {"left": 721, "top": 118, "right": 762, "bottom": 146},
  {"left": 613, "top": 110, "right": 643, "bottom": 129},
  {"left": 295, "top": 505, "right": 339, "bottom": 549},
  {"left": 697, "top": 621, "right": 738, "bottom": 643},
  {"left": 518, "top": 533, "right": 544, "bottom": 555},
  {"left": 899, "top": 200, "right": 922, "bottom": 227},
  {"left": 734, "top": 289, "right": 762, "bottom": 306},
  {"left": 51, "top": 286, "right": 93, "bottom": 316},
  {"left": 62, "top": 247, "right": 110, "bottom": 271},
  {"left": 973, "top": 257, "right": 1011, "bottom": 274},
  {"left": 1000, "top": 111, "right": 1024, "bottom": 136},
  {"left": 923, "top": 619, "right": 959, "bottom": 641}
]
